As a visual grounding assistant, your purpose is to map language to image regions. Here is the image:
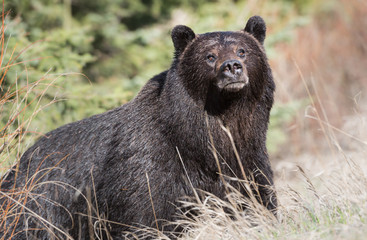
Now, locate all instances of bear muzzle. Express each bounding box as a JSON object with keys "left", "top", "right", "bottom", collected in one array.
[{"left": 216, "top": 59, "right": 249, "bottom": 92}]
